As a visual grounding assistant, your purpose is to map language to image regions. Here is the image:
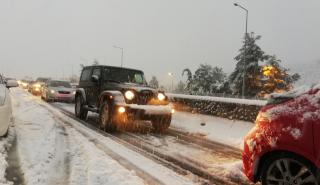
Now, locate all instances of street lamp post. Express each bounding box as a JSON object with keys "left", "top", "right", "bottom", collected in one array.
[
  {"left": 113, "top": 45, "right": 124, "bottom": 67},
  {"left": 168, "top": 72, "right": 174, "bottom": 92},
  {"left": 234, "top": 3, "right": 248, "bottom": 98}
]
